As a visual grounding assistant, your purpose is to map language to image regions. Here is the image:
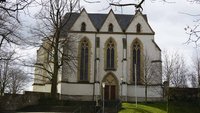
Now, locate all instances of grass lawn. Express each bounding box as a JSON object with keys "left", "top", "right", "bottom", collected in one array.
[
  {"left": 119, "top": 102, "right": 166, "bottom": 113},
  {"left": 119, "top": 101, "right": 200, "bottom": 113}
]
